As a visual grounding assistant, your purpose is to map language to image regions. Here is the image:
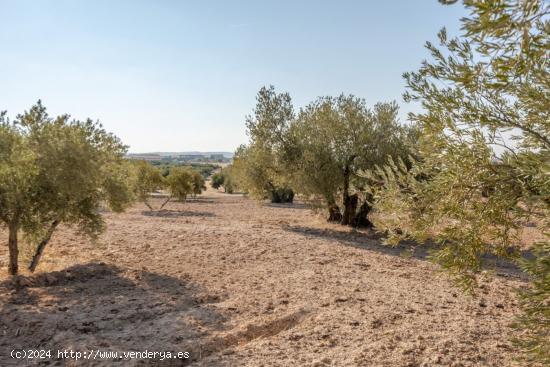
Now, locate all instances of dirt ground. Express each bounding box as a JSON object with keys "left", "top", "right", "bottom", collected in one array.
[{"left": 0, "top": 187, "right": 527, "bottom": 366}]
